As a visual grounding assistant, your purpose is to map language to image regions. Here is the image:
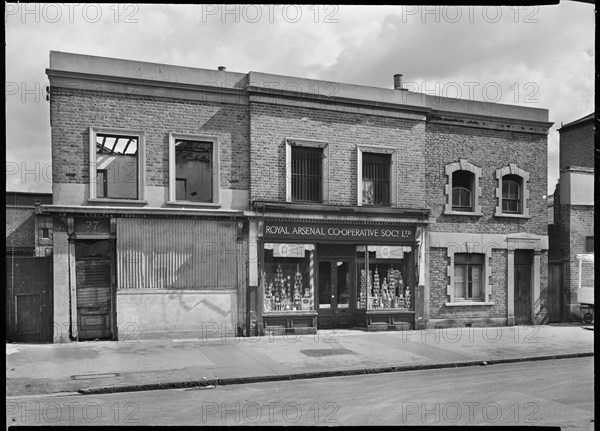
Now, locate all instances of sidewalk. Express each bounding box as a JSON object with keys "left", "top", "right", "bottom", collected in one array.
[{"left": 6, "top": 323, "right": 594, "bottom": 398}]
